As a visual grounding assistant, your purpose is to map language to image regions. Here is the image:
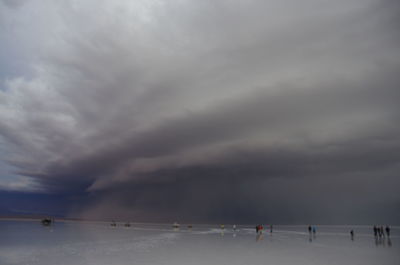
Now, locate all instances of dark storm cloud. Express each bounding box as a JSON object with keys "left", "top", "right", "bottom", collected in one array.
[
  {"left": 79, "top": 130, "right": 400, "bottom": 223},
  {"left": 36, "top": 67, "right": 400, "bottom": 191},
  {"left": 0, "top": 0, "right": 399, "bottom": 223}
]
